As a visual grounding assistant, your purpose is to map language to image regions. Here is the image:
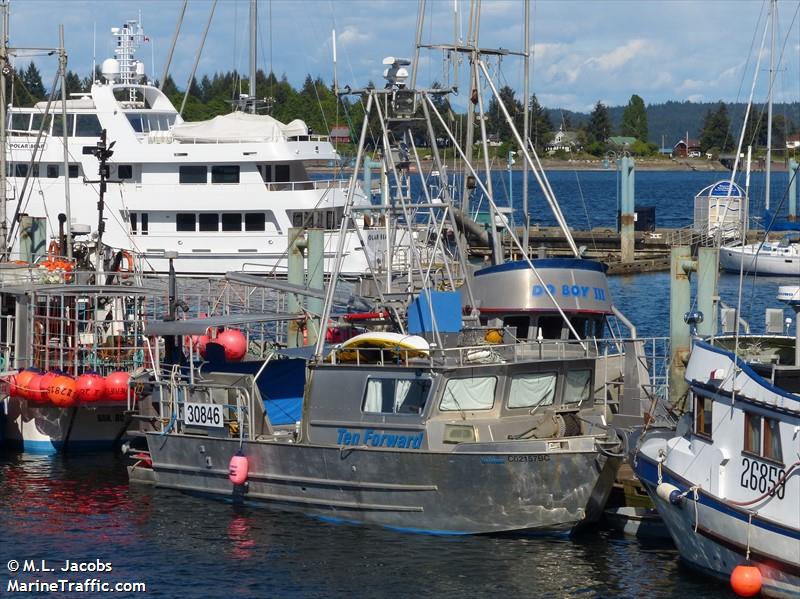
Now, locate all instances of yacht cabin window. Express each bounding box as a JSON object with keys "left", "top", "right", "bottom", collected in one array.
[
  {"left": 274, "top": 164, "right": 290, "bottom": 182},
  {"left": 130, "top": 213, "right": 137, "bottom": 233},
  {"left": 244, "top": 213, "right": 265, "bottom": 231},
  {"left": 362, "top": 378, "right": 431, "bottom": 415},
  {"left": 46, "top": 165, "right": 58, "bottom": 178},
  {"left": 14, "top": 164, "right": 28, "bottom": 177},
  {"left": 10, "top": 113, "right": 30, "bottom": 132},
  {"left": 694, "top": 394, "right": 713, "bottom": 438},
  {"left": 31, "top": 113, "right": 46, "bottom": 133},
  {"left": 744, "top": 412, "right": 761, "bottom": 455},
  {"left": 52, "top": 114, "right": 74, "bottom": 137},
  {"left": 75, "top": 114, "right": 102, "bottom": 137},
  {"left": 140, "top": 212, "right": 148, "bottom": 235},
  {"left": 117, "top": 165, "right": 133, "bottom": 180},
  {"left": 176, "top": 213, "right": 196, "bottom": 232},
  {"left": 508, "top": 372, "right": 557, "bottom": 408},
  {"left": 222, "top": 213, "right": 242, "bottom": 231},
  {"left": 211, "top": 165, "right": 240, "bottom": 184},
  {"left": 198, "top": 213, "right": 218, "bottom": 232},
  {"left": 179, "top": 166, "right": 207, "bottom": 184},
  {"left": 440, "top": 377, "right": 496, "bottom": 411},
  {"left": 68, "top": 164, "right": 79, "bottom": 178}
]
